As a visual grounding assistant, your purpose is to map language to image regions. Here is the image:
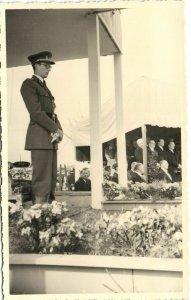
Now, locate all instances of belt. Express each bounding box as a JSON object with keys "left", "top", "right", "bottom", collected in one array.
[{"left": 46, "top": 112, "right": 56, "bottom": 121}]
